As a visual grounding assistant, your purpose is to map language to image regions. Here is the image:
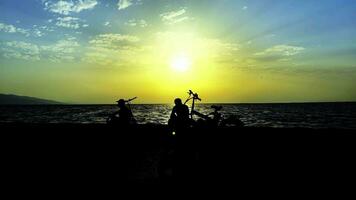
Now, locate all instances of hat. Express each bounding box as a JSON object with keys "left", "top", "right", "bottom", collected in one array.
[{"left": 116, "top": 99, "right": 125, "bottom": 104}]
